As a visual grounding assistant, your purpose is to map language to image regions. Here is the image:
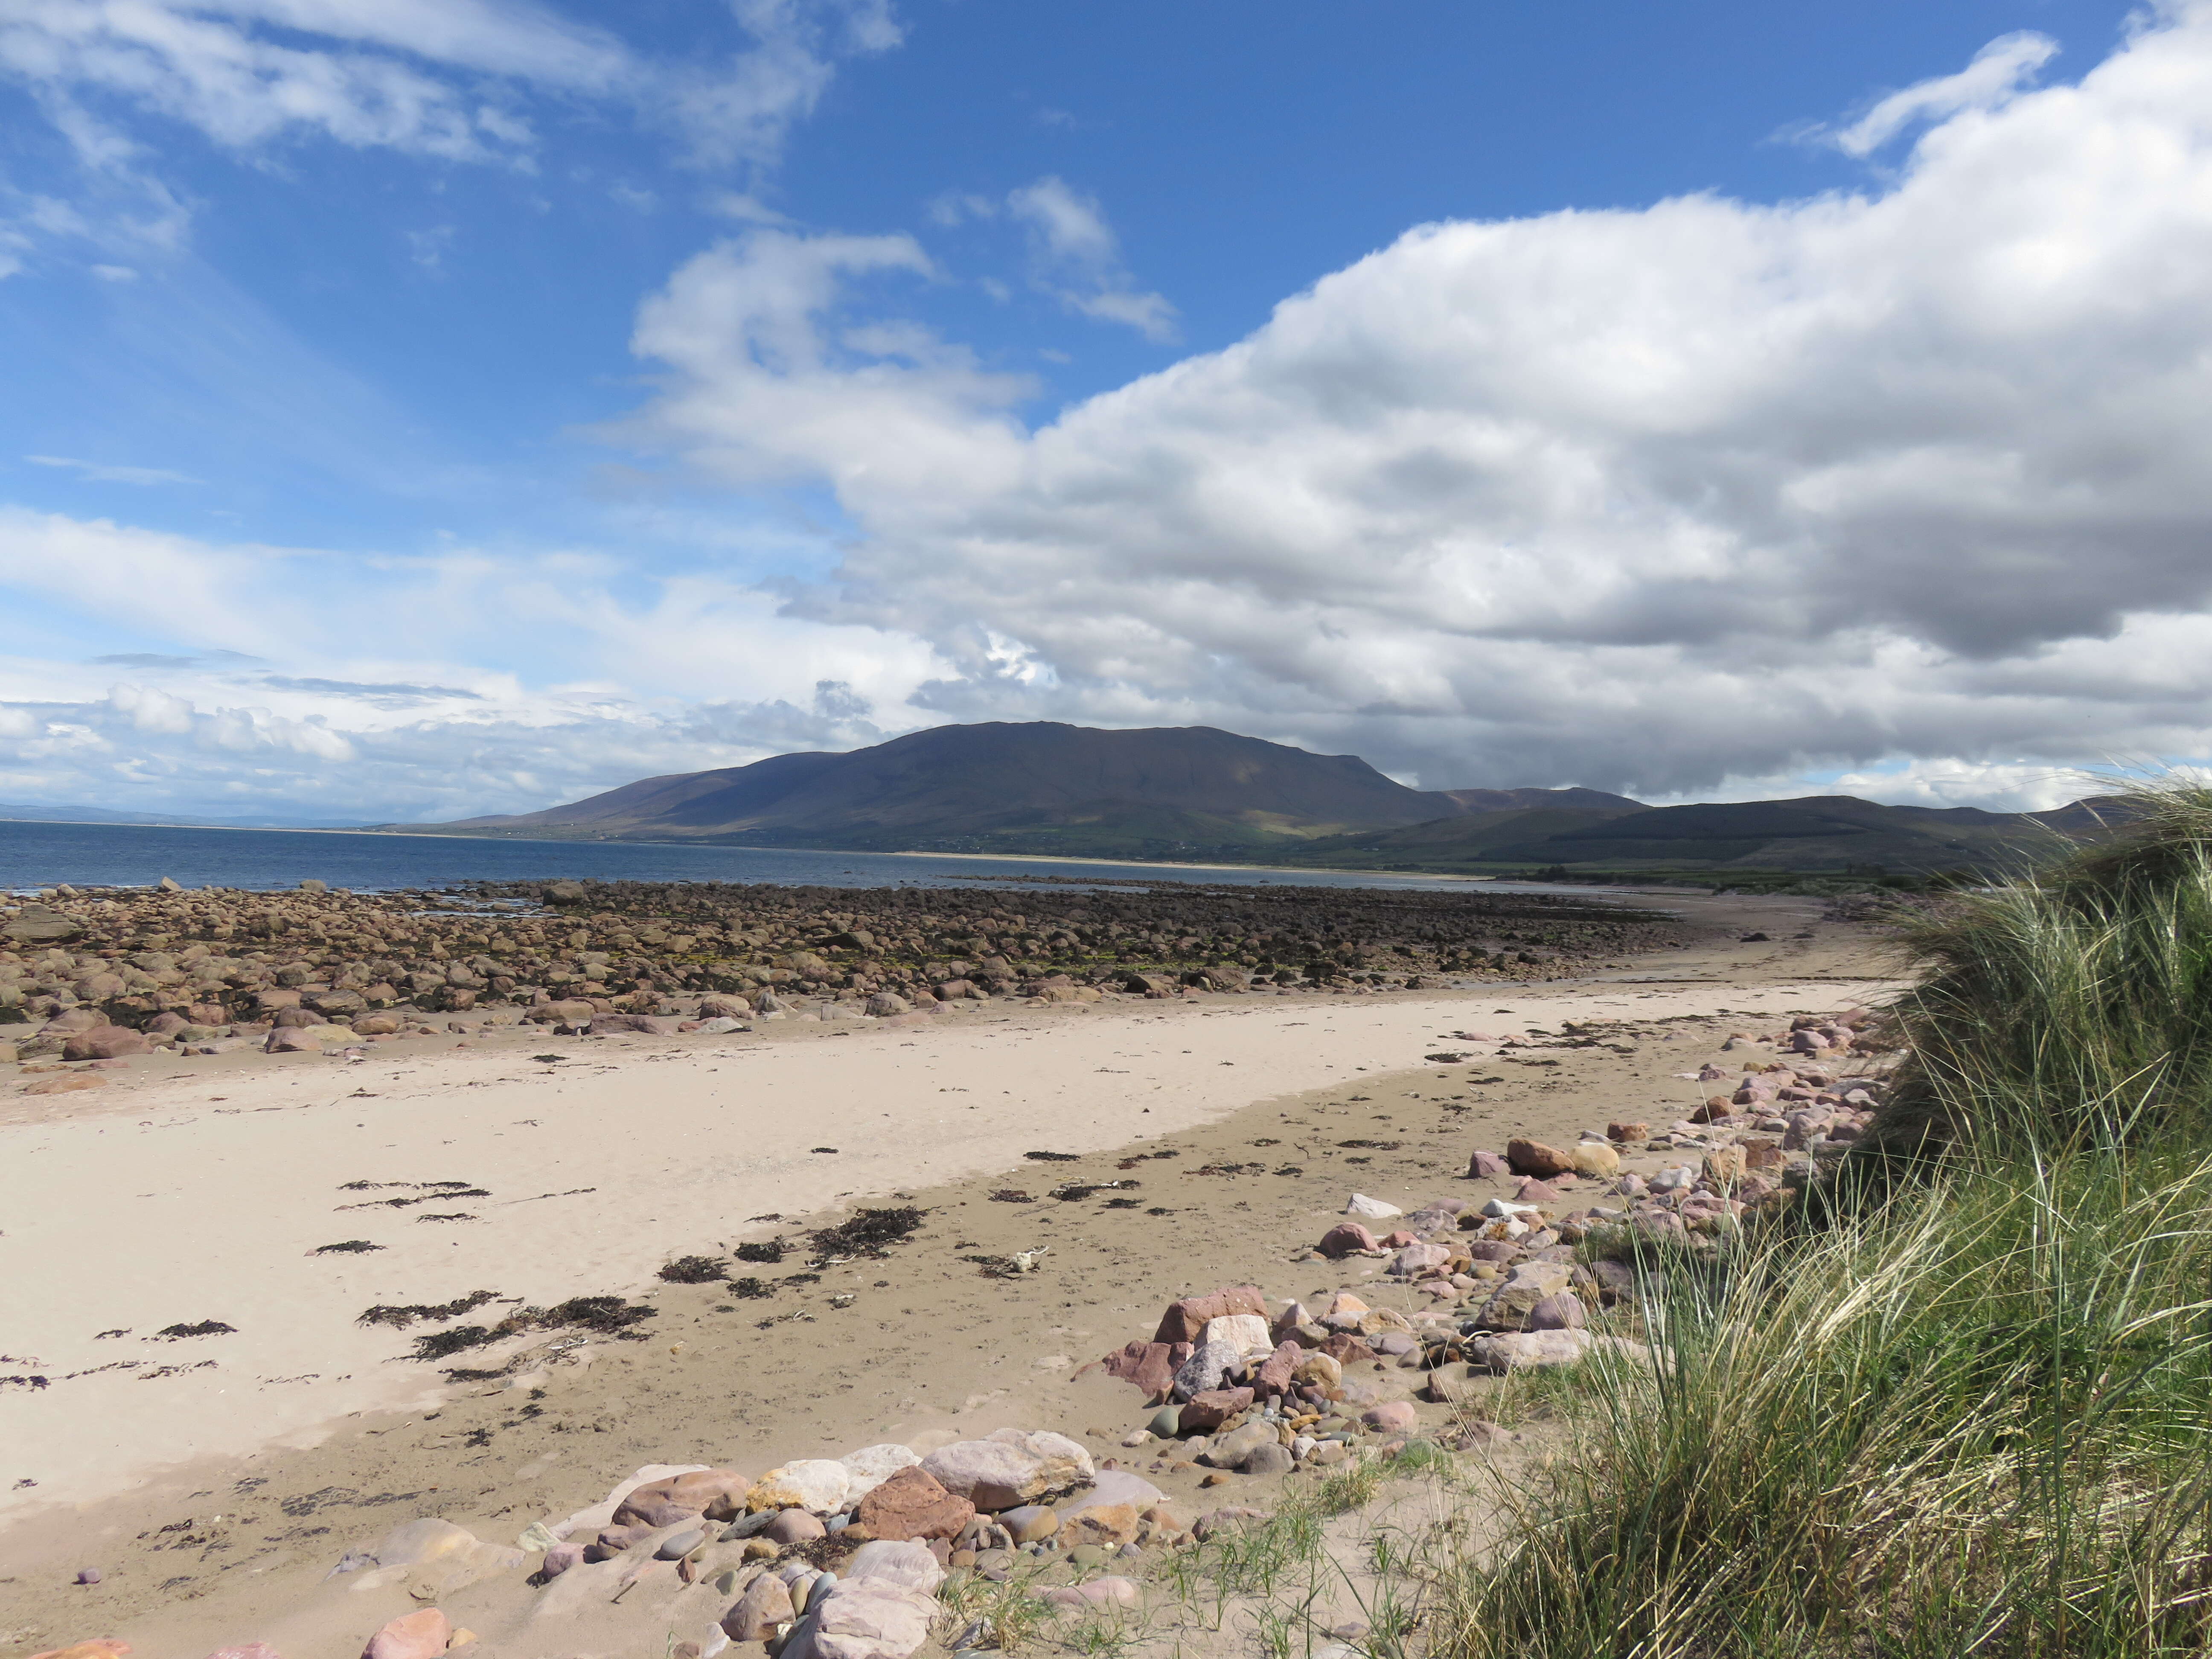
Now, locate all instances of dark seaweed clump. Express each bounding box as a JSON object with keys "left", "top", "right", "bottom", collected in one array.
[
  {"left": 809, "top": 1206, "right": 926, "bottom": 1260},
  {"left": 313, "top": 1240, "right": 384, "bottom": 1255},
  {"left": 1024, "top": 1150, "right": 1080, "bottom": 1162},
  {"left": 357, "top": 1290, "right": 500, "bottom": 1329},
  {"left": 157, "top": 1321, "right": 236, "bottom": 1339},
  {"left": 658, "top": 1255, "right": 729, "bottom": 1284},
  {"left": 733, "top": 1238, "right": 786, "bottom": 1264},
  {"left": 730, "top": 1277, "right": 773, "bottom": 1300},
  {"left": 403, "top": 1294, "right": 657, "bottom": 1362}
]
